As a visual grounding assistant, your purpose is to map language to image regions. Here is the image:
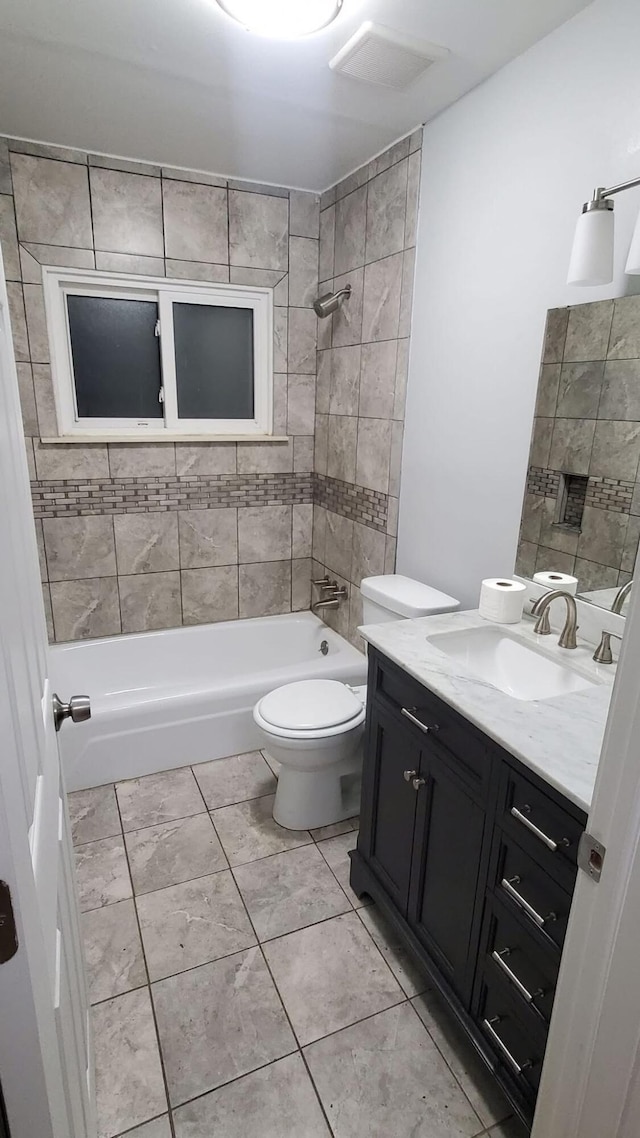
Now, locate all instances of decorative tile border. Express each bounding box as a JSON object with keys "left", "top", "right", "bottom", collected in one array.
[
  {"left": 313, "top": 473, "right": 388, "bottom": 532},
  {"left": 526, "top": 466, "right": 633, "bottom": 515},
  {"left": 31, "top": 473, "right": 313, "bottom": 519}
]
